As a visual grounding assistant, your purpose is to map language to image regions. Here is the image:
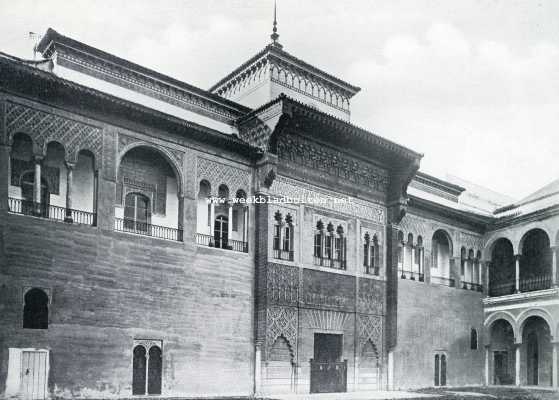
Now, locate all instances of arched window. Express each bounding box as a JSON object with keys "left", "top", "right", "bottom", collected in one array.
[
  {"left": 147, "top": 346, "right": 162, "bottom": 395},
  {"left": 470, "top": 328, "right": 478, "bottom": 350},
  {"left": 124, "top": 192, "right": 150, "bottom": 233},
  {"left": 23, "top": 288, "right": 49, "bottom": 329},
  {"left": 273, "top": 211, "right": 282, "bottom": 252},
  {"left": 283, "top": 213, "right": 294, "bottom": 260},
  {"left": 335, "top": 225, "right": 347, "bottom": 269},
  {"left": 314, "top": 220, "right": 324, "bottom": 263},
  {"left": 434, "top": 353, "right": 447, "bottom": 386},
  {"left": 214, "top": 215, "right": 228, "bottom": 249},
  {"left": 132, "top": 346, "right": 147, "bottom": 395},
  {"left": 325, "top": 222, "right": 334, "bottom": 262},
  {"left": 363, "top": 232, "right": 370, "bottom": 272}
]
